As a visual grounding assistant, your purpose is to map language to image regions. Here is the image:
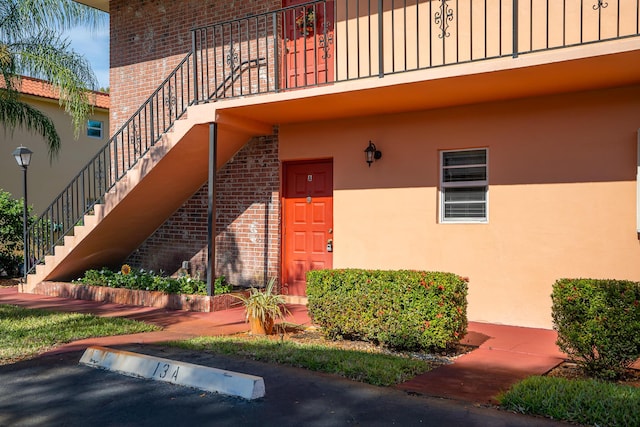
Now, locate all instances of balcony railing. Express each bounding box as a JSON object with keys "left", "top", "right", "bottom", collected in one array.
[
  {"left": 191, "top": 0, "right": 640, "bottom": 101},
  {"left": 26, "top": 0, "right": 640, "bottom": 276}
]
